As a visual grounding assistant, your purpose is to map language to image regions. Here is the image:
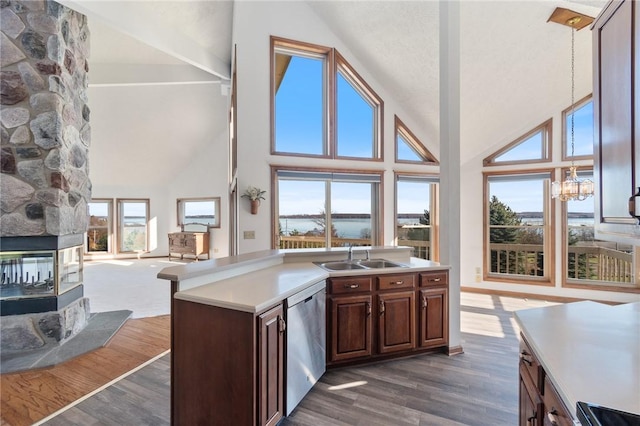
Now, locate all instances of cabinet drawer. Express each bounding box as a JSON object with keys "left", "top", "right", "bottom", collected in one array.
[
  {"left": 329, "top": 277, "right": 372, "bottom": 295},
  {"left": 420, "top": 271, "right": 448, "bottom": 287},
  {"left": 377, "top": 274, "right": 415, "bottom": 290},
  {"left": 543, "top": 376, "right": 573, "bottom": 426},
  {"left": 519, "top": 335, "right": 543, "bottom": 391}
]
